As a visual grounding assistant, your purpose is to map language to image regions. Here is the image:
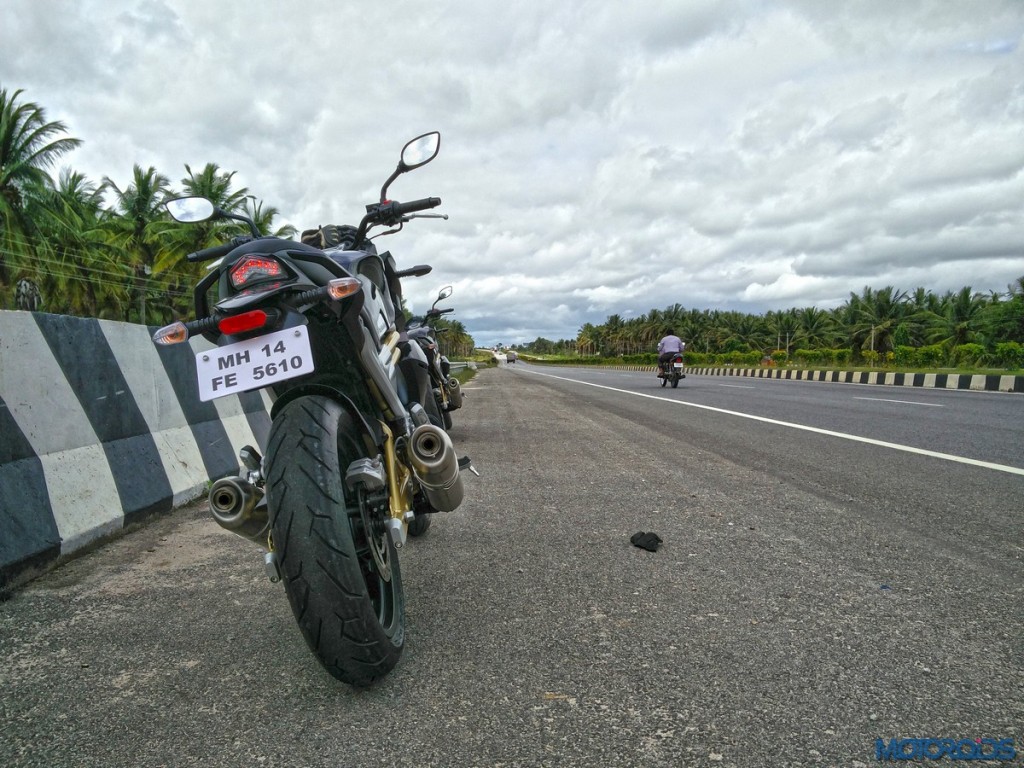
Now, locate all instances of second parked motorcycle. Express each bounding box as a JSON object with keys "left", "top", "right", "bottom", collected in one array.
[{"left": 407, "top": 285, "right": 464, "bottom": 430}]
